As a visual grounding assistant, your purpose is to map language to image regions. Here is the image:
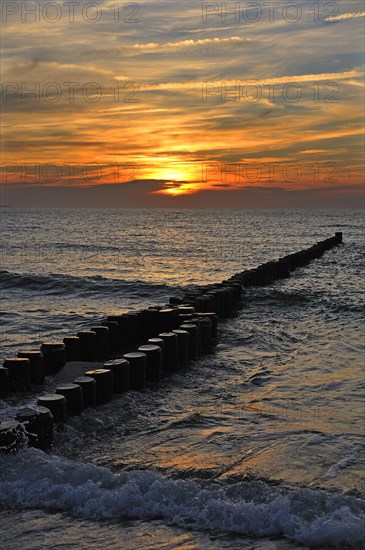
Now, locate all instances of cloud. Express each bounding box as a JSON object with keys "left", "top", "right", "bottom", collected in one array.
[
  {"left": 2, "top": 0, "right": 364, "bottom": 207},
  {"left": 325, "top": 11, "right": 365, "bottom": 22},
  {"left": 299, "top": 150, "right": 328, "bottom": 155},
  {"left": 131, "top": 36, "right": 244, "bottom": 50},
  {"left": 141, "top": 70, "right": 363, "bottom": 91},
  {"left": 2, "top": 180, "right": 363, "bottom": 209}
]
